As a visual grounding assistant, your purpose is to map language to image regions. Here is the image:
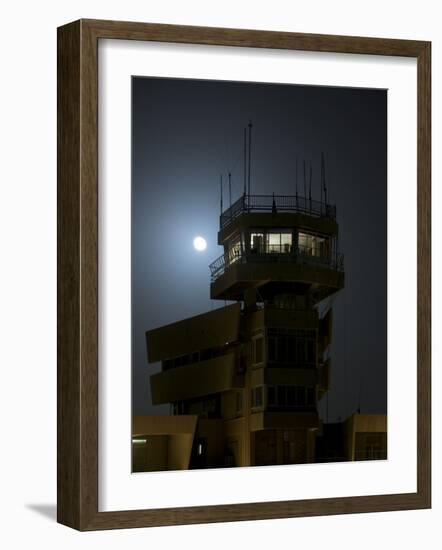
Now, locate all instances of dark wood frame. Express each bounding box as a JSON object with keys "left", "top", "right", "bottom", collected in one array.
[{"left": 57, "top": 19, "right": 431, "bottom": 531}]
